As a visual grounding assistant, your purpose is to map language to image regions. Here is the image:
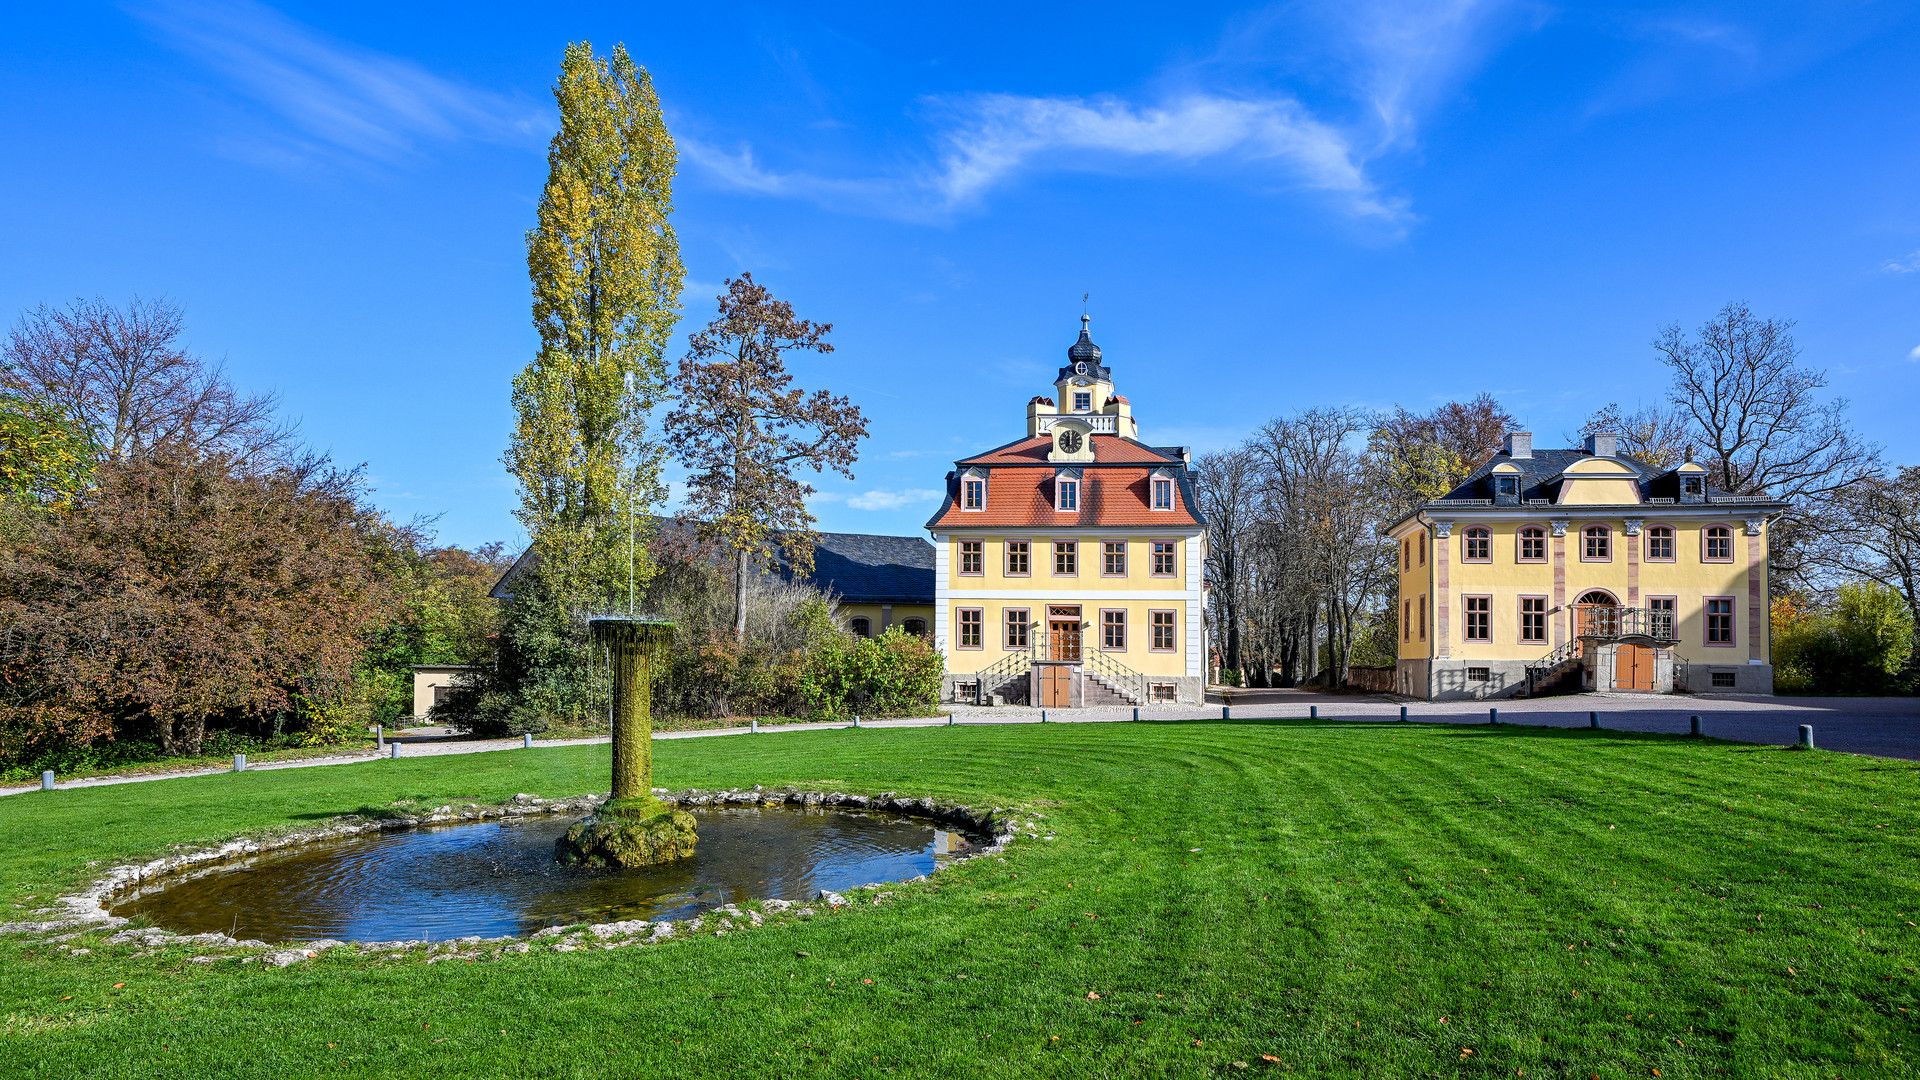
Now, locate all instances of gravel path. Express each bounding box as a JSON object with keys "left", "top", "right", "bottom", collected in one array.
[{"left": 6, "top": 690, "right": 1916, "bottom": 798}]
